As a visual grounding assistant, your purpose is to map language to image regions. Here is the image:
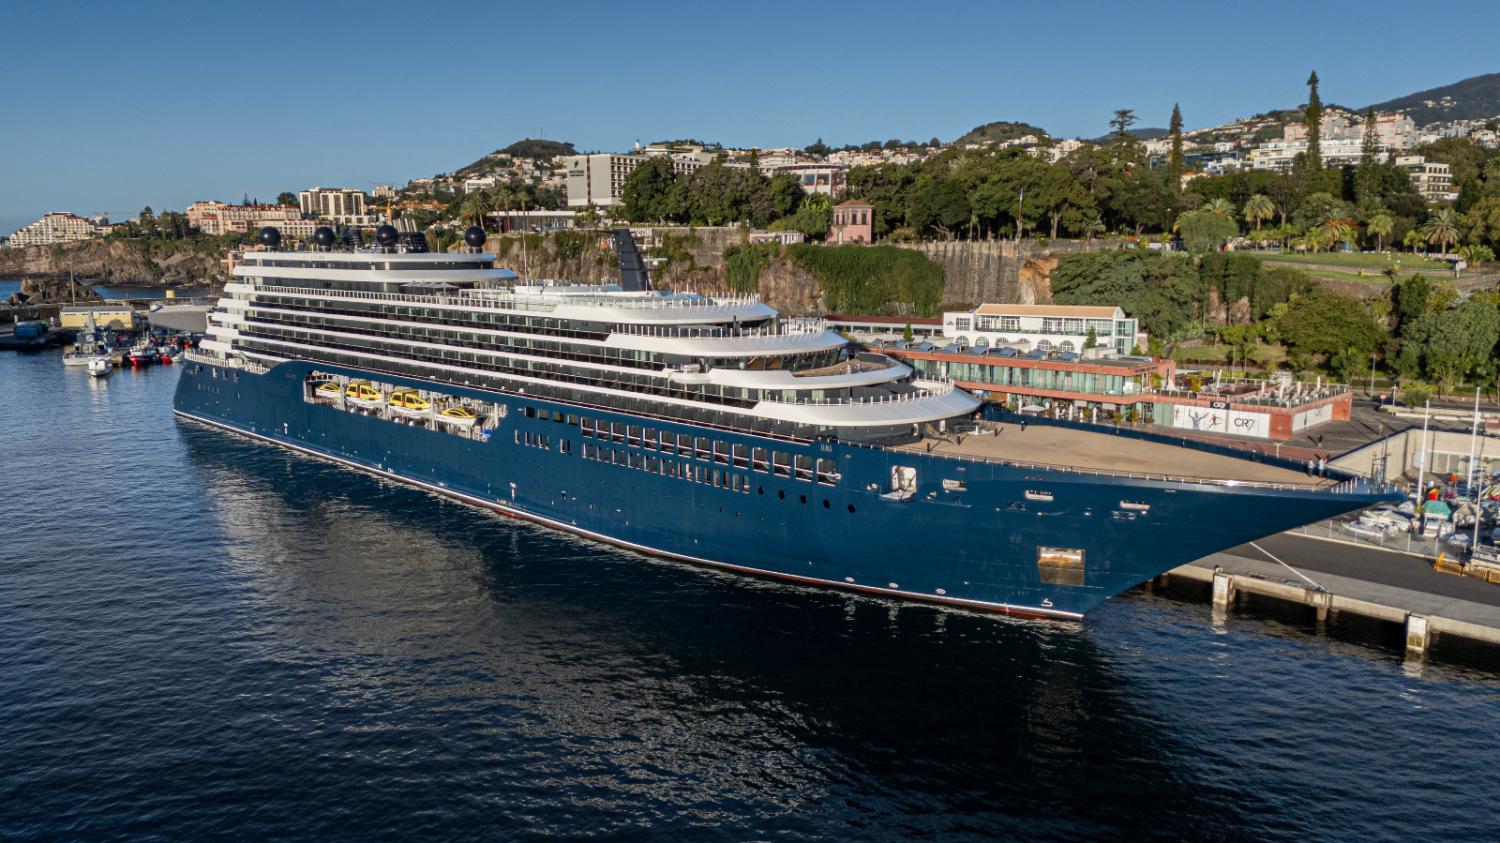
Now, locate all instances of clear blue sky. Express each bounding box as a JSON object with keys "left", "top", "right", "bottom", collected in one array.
[{"left": 2, "top": 0, "right": 1497, "bottom": 235}]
